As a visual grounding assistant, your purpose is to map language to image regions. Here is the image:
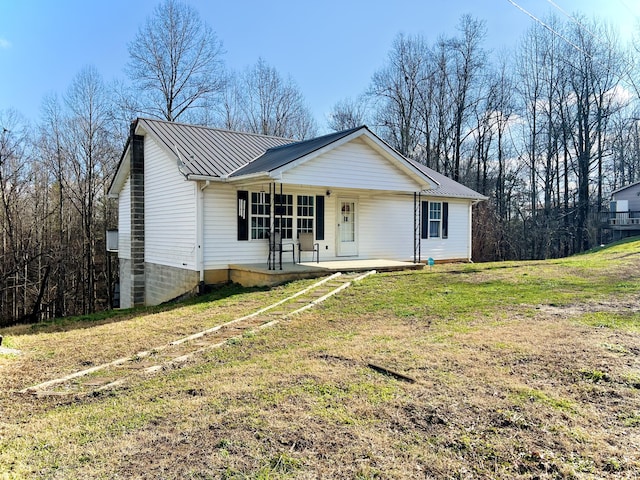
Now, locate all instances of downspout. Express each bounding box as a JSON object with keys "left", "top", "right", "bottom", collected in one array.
[
  {"left": 197, "top": 180, "right": 211, "bottom": 293},
  {"left": 468, "top": 202, "right": 473, "bottom": 262},
  {"left": 468, "top": 199, "right": 483, "bottom": 263},
  {"left": 174, "top": 143, "right": 212, "bottom": 293}
]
